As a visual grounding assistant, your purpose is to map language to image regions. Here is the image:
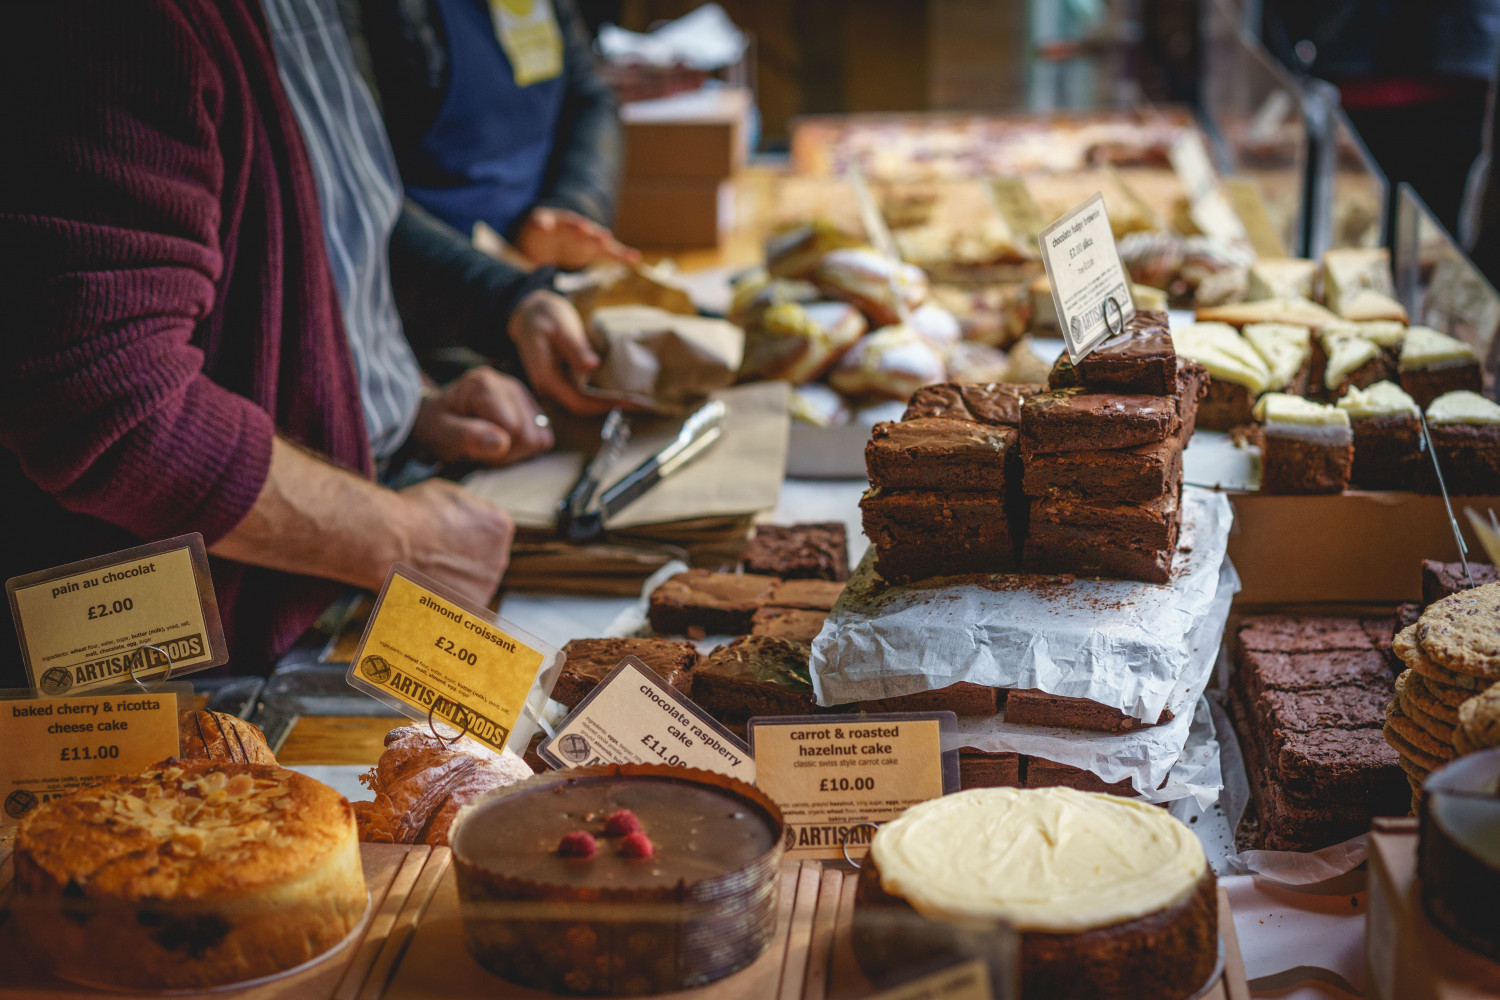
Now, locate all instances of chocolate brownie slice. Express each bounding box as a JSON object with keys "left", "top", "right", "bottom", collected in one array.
[
  {"left": 1258, "top": 432, "right": 1354, "bottom": 494},
  {"left": 1024, "top": 757, "right": 1137, "bottom": 796},
  {"left": 556, "top": 638, "right": 700, "bottom": 708},
  {"left": 1421, "top": 560, "right": 1500, "bottom": 607},
  {"left": 859, "top": 682, "right": 998, "bottom": 717},
  {"left": 1074, "top": 310, "right": 1177, "bottom": 395},
  {"left": 750, "top": 607, "right": 828, "bottom": 643},
  {"left": 1022, "top": 439, "right": 1181, "bottom": 502},
  {"left": 1237, "top": 649, "right": 1391, "bottom": 702},
  {"left": 902, "top": 382, "right": 1043, "bottom": 426},
  {"left": 1177, "top": 359, "right": 1210, "bottom": 444},
  {"left": 1197, "top": 379, "right": 1257, "bottom": 433},
  {"left": 1022, "top": 531, "right": 1178, "bottom": 585},
  {"left": 1019, "top": 388, "right": 1180, "bottom": 458},
  {"left": 647, "top": 570, "right": 778, "bottom": 636},
  {"left": 865, "top": 418, "right": 1016, "bottom": 492},
  {"left": 1237, "top": 614, "right": 1379, "bottom": 655},
  {"left": 742, "top": 522, "right": 849, "bottom": 581},
  {"left": 958, "top": 750, "right": 1023, "bottom": 789},
  {"left": 1004, "top": 689, "right": 1164, "bottom": 732},
  {"left": 766, "top": 578, "right": 845, "bottom": 612},
  {"left": 1028, "top": 486, "right": 1181, "bottom": 552},
  {"left": 1267, "top": 726, "right": 1406, "bottom": 801},
  {"left": 693, "top": 635, "right": 818, "bottom": 724},
  {"left": 861, "top": 489, "right": 1017, "bottom": 582},
  {"left": 1252, "top": 685, "right": 1391, "bottom": 732}
]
